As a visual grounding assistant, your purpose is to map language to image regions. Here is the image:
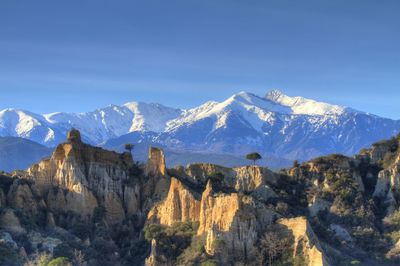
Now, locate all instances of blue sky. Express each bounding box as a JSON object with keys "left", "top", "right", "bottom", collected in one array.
[{"left": 0, "top": 0, "right": 399, "bottom": 118}]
